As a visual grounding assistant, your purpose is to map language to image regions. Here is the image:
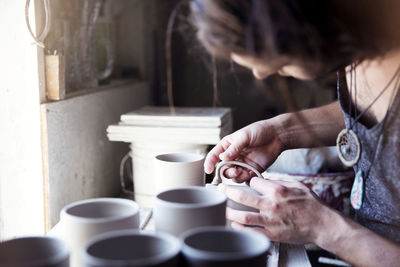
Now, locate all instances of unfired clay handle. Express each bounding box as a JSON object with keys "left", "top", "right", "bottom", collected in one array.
[{"left": 211, "top": 160, "right": 263, "bottom": 185}]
